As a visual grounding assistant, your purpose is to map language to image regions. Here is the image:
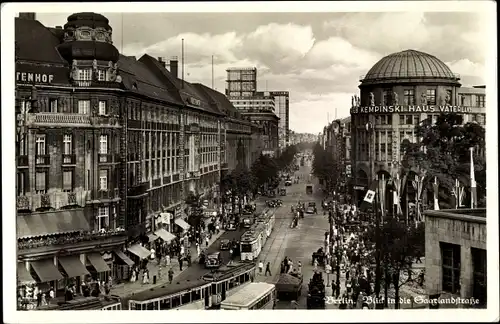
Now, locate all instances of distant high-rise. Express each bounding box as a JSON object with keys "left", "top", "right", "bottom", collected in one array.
[
  {"left": 270, "top": 91, "right": 289, "bottom": 148},
  {"left": 225, "top": 67, "right": 257, "bottom": 97}
]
